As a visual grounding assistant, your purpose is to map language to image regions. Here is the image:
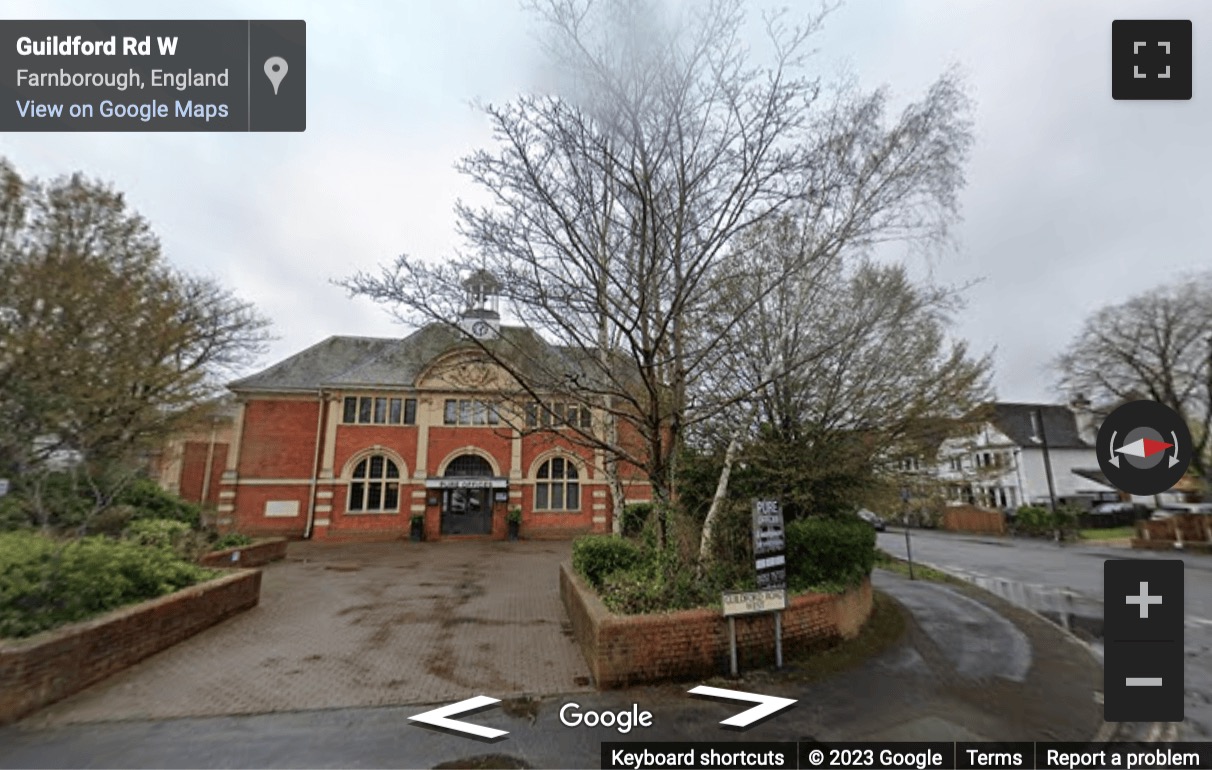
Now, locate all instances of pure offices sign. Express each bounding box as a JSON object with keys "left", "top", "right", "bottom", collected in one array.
[{"left": 752, "top": 499, "right": 786, "bottom": 589}]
